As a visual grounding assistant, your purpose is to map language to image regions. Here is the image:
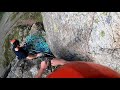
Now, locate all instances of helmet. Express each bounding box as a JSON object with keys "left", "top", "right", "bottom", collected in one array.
[{"left": 10, "top": 39, "right": 16, "bottom": 44}]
